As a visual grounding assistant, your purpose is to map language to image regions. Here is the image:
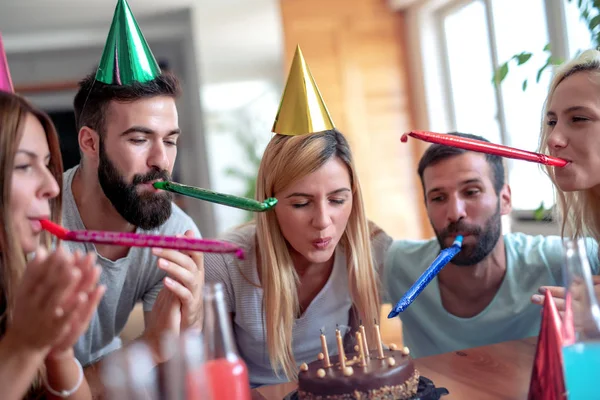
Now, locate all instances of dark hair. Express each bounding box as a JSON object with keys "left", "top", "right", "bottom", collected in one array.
[
  {"left": 417, "top": 132, "right": 505, "bottom": 196},
  {"left": 73, "top": 71, "right": 181, "bottom": 136}
]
